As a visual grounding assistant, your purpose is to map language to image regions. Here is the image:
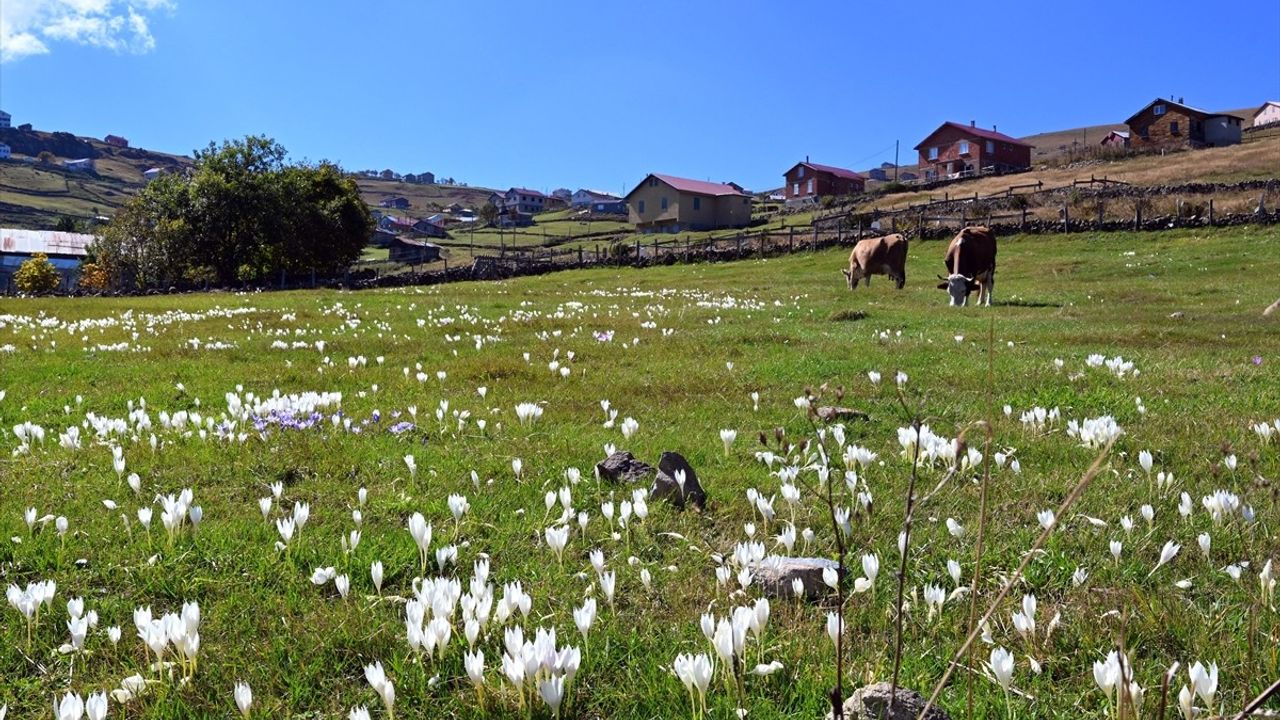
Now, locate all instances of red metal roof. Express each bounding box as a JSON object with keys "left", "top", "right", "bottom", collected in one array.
[
  {"left": 787, "top": 161, "right": 864, "bottom": 181},
  {"left": 914, "top": 122, "right": 1033, "bottom": 150},
  {"left": 646, "top": 174, "right": 750, "bottom": 197}
]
